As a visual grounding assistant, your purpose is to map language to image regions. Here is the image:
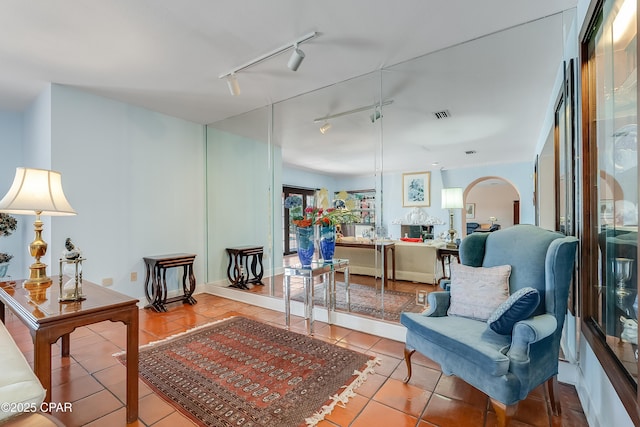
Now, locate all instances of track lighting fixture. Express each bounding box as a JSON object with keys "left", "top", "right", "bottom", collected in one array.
[
  {"left": 287, "top": 44, "right": 305, "bottom": 71},
  {"left": 319, "top": 122, "right": 332, "bottom": 134},
  {"left": 226, "top": 74, "right": 241, "bottom": 96},
  {"left": 313, "top": 100, "right": 394, "bottom": 124},
  {"left": 219, "top": 31, "right": 318, "bottom": 94},
  {"left": 370, "top": 108, "right": 382, "bottom": 123}
]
